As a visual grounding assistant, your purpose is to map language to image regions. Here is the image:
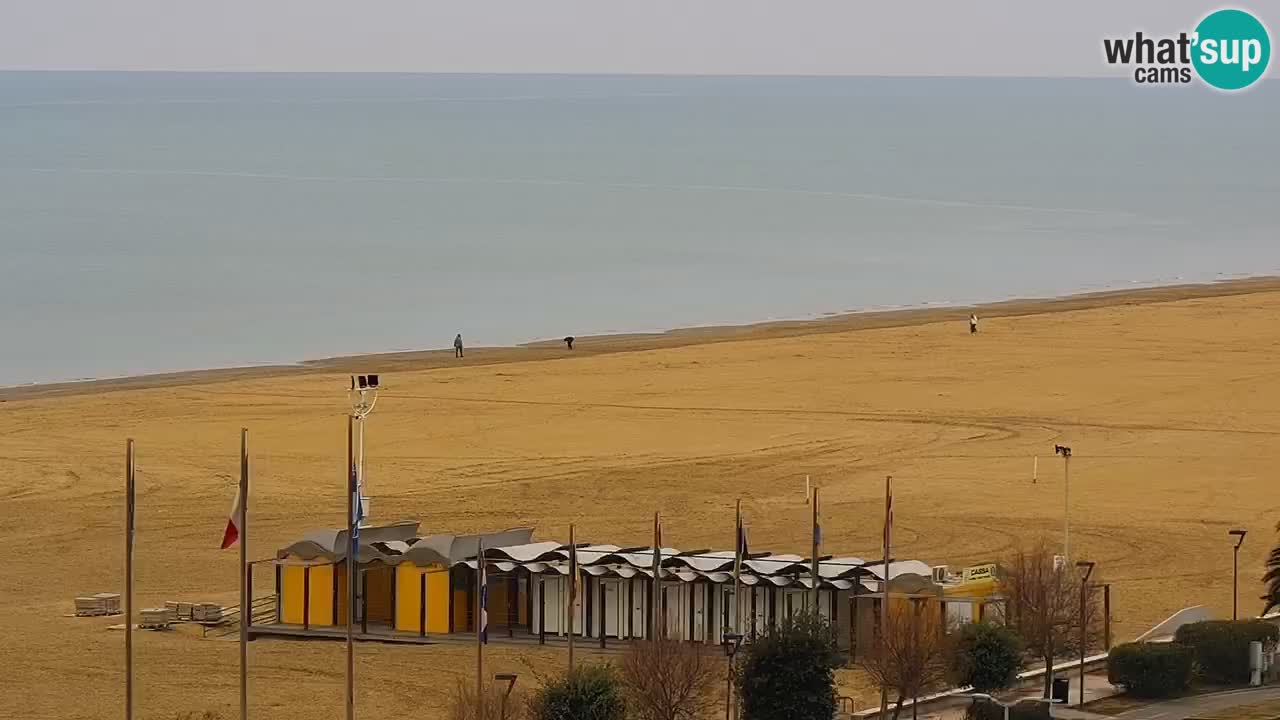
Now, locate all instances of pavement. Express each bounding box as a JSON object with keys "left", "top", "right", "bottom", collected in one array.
[
  {"left": 917, "top": 686, "right": 1280, "bottom": 720},
  {"left": 1110, "top": 685, "right": 1280, "bottom": 720},
  {"left": 968, "top": 671, "right": 1120, "bottom": 718},
  {"left": 850, "top": 676, "right": 1280, "bottom": 720},
  {"left": 1053, "top": 710, "right": 1111, "bottom": 720}
]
